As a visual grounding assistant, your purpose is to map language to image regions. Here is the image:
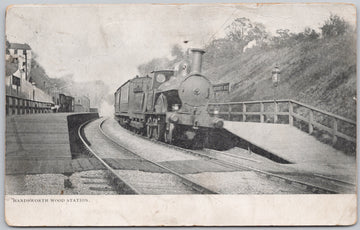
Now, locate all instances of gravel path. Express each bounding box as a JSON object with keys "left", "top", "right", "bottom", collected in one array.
[
  {"left": 6, "top": 170, "right": 117, "bottom": 195},
  {"left": 6, "top": 174, "right": 67, "bottom": 195}
]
